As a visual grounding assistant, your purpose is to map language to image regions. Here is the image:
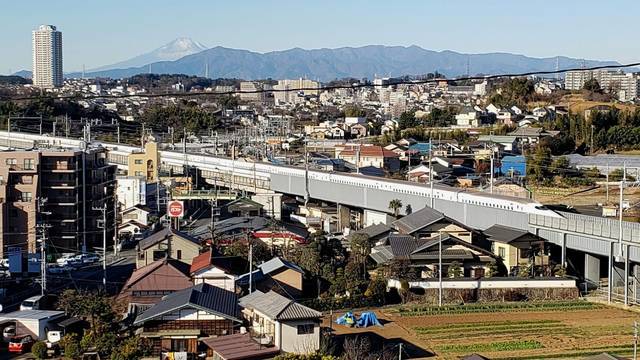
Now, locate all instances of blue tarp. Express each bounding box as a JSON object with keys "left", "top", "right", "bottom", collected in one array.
[
  {"left": 357, "top": 312, "right": 382, "bottom": 327},
  {"left": 336, "top": 312, "right": 356, "bottom": 326}
]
